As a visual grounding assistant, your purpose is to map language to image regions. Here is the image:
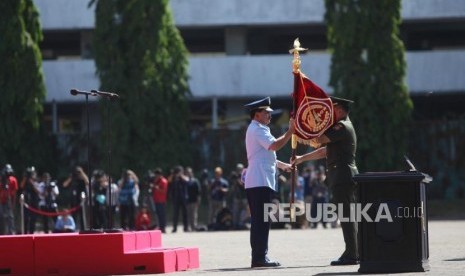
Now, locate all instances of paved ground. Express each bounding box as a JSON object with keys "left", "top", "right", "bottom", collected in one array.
[{"left": 157, "top": 220, "right": 465, "bottom": 276}]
